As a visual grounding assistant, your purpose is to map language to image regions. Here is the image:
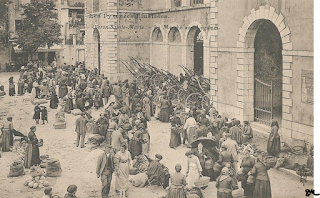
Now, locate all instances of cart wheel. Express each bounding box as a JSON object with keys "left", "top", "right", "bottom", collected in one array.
[
  {"left": 201, "top": 94, "right": 210, "bottom": 109},
  {"left": 185, "top": 93, "right": 202, "bottom": 108}
]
